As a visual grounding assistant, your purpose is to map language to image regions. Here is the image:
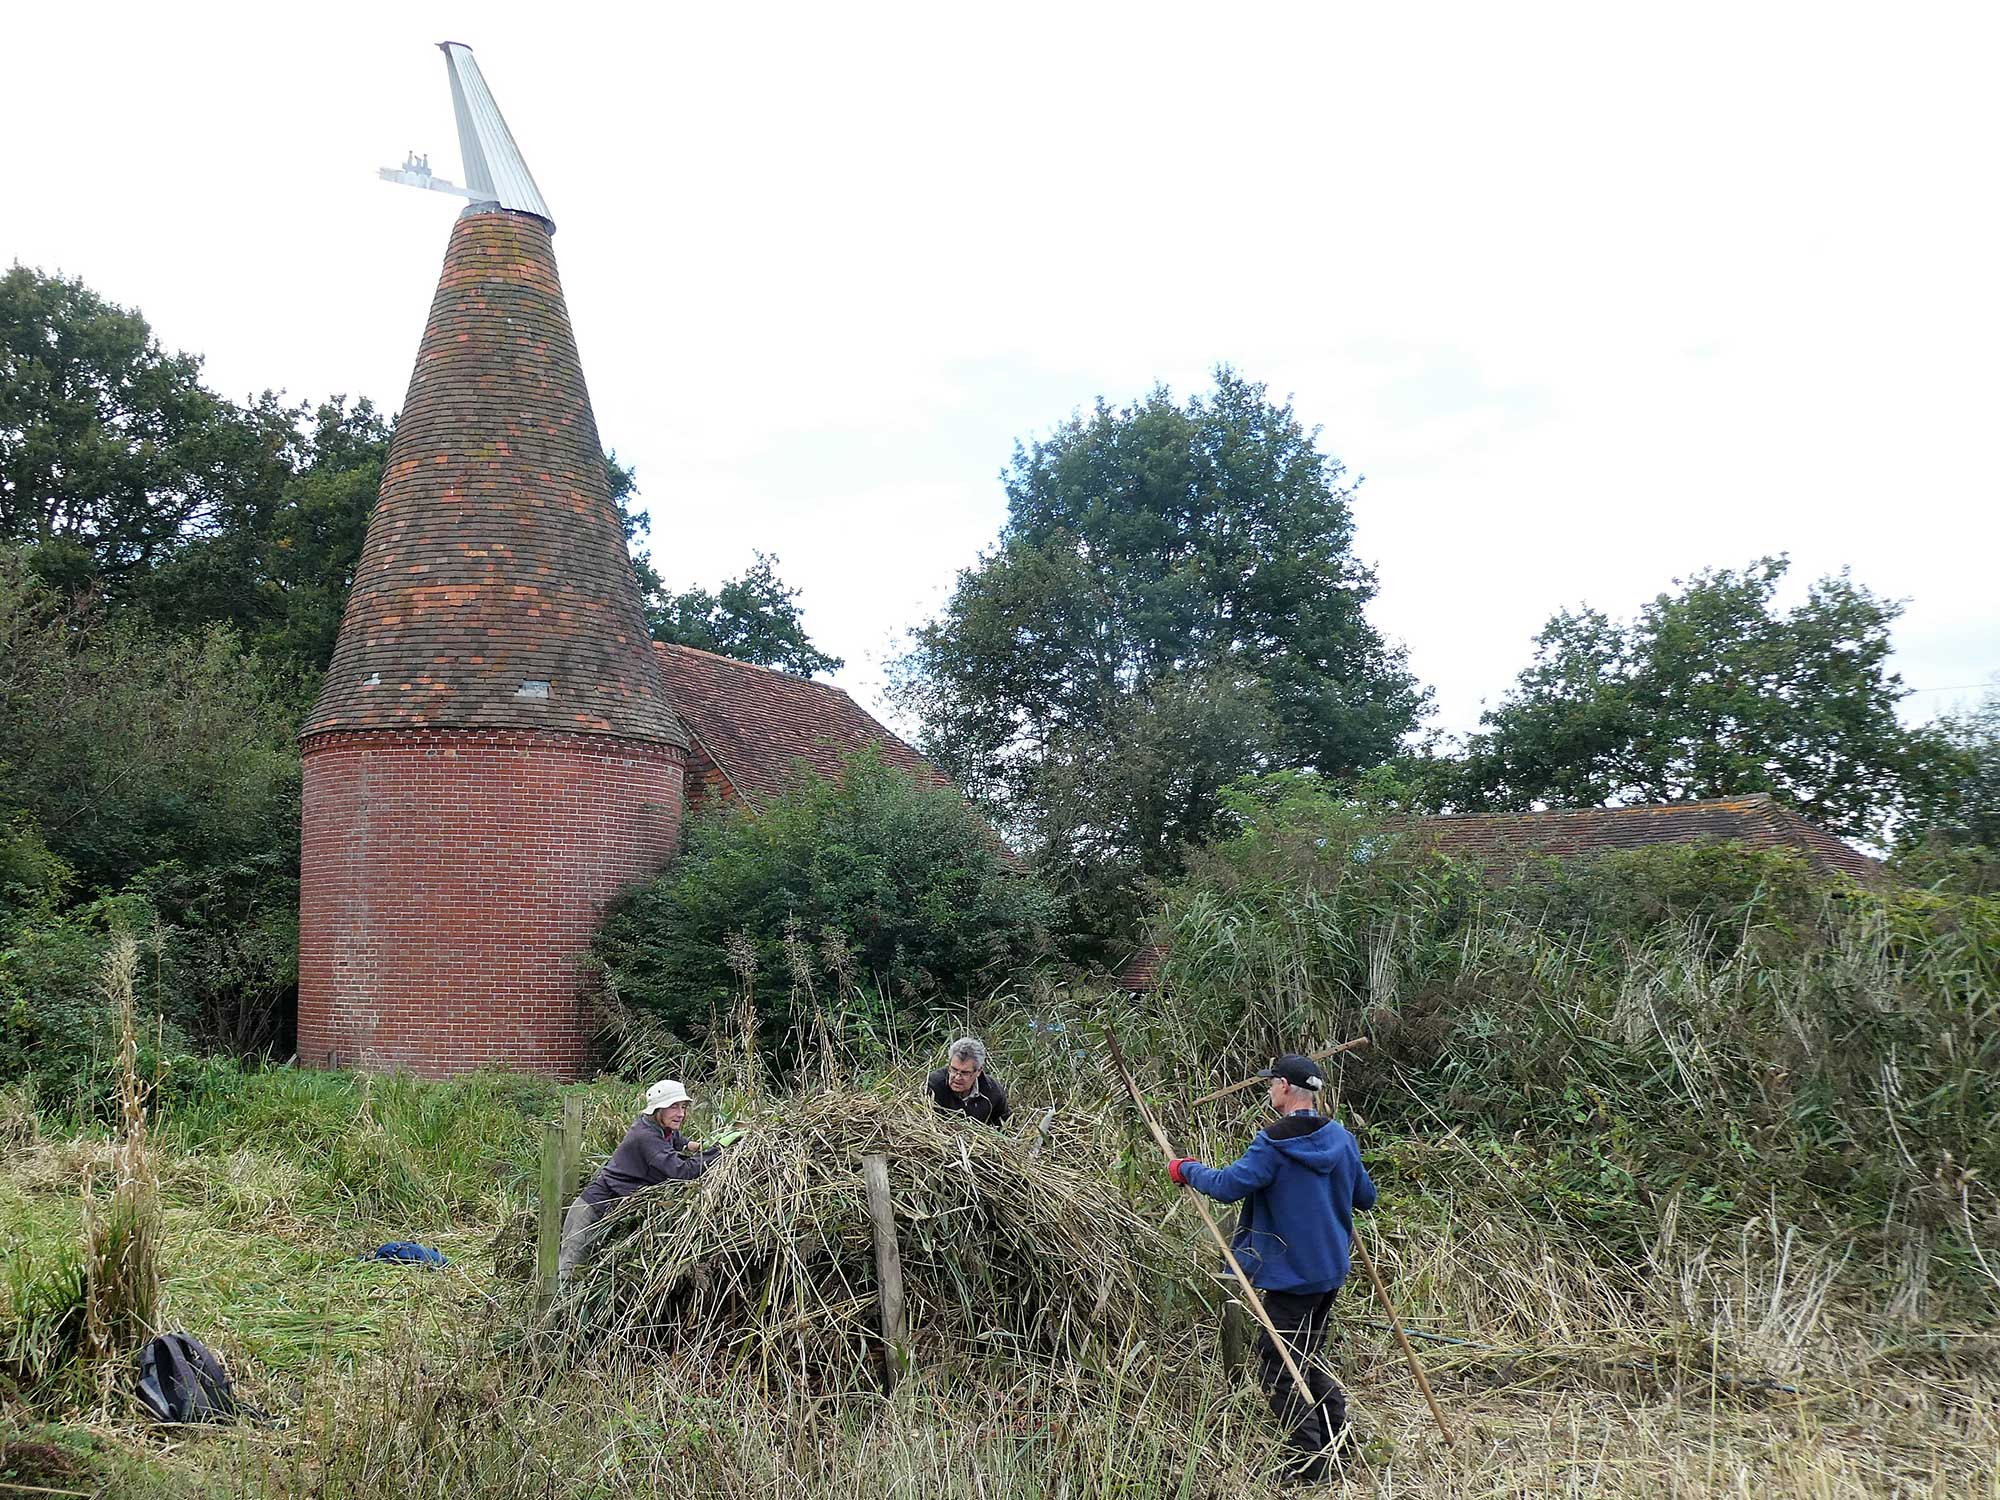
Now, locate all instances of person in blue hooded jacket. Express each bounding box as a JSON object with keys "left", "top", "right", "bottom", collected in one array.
[{"left": 1169, "top": 1052, "right": 1376, "bottom": 1478}]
